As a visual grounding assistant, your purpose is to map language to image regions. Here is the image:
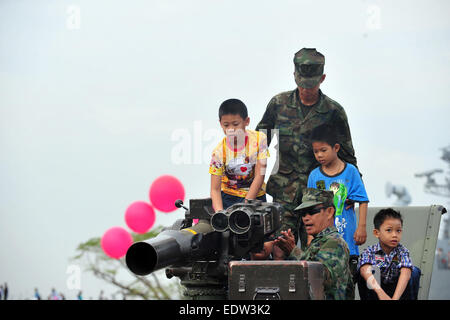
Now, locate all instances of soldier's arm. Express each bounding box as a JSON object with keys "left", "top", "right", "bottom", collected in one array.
[
  {"left": 314, "top": 239, "right": 353, "bottom": 299},
  {"left": 255, "top": 97, "right": 277, "bottom": 147},
  {"left": 288, "top": 246, "right": 304, "bottom": 260},
  {"left": 333, "top": 108, "right": 359, "bottom": 174},
  {"left": 273, "top": 229, "right": 301, "bottom": 258}
]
